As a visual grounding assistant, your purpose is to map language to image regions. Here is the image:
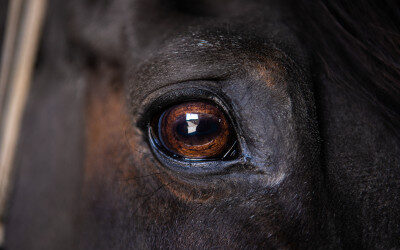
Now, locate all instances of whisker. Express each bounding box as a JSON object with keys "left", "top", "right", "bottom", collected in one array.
[{"left": 132, "top": 181, "right": 176, "bottom": 216}]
